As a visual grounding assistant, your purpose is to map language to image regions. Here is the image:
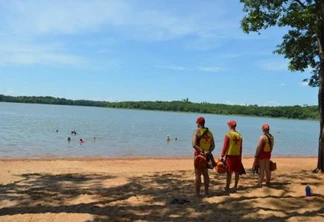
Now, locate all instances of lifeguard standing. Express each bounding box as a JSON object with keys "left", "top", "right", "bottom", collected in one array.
[
  {"left": 192, "top": 116, "right": 215, "bottom": 197},
  {"left": 254, "top": 124, "right": 274, "bottom": 187},
  {"left": 221, "top": 120, "right": 243, "bottom": 191}
]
